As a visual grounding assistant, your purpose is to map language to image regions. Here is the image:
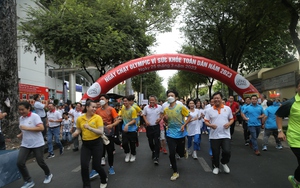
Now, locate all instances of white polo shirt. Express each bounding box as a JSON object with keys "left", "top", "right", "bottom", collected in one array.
[
  {"left": 47, "top": 110, "right": 62, "bottom": 128},
  {"left": 143, "top": 104, "right": 163, "bottom": 125},
  {"left": 19, "top": 112, "right": 44, "bottom": 148},
  {"left": 204, "top": 105, "right": 233, "bottom": 139},
  {"left": 70, "top": 110, "right": 82, "bottom": 127}
]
